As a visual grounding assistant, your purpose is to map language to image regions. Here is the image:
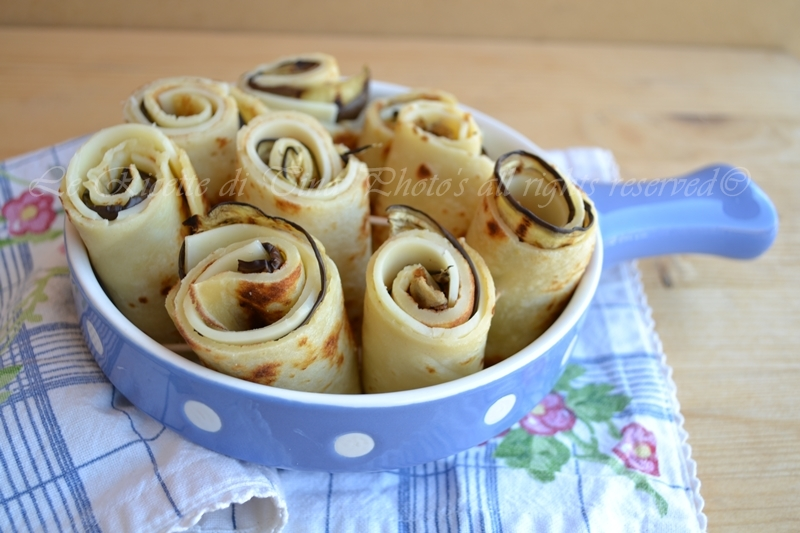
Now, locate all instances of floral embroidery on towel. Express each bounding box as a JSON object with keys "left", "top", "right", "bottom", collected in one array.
[
  {"left": 494, "top": 364, "right": 669, "bottom": 517},
  {"left": 0, "top": 171, "right": 62, "bottom": 249},
  {"left": 0, "top": 364, "right": 23, "bottom": 404}
]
